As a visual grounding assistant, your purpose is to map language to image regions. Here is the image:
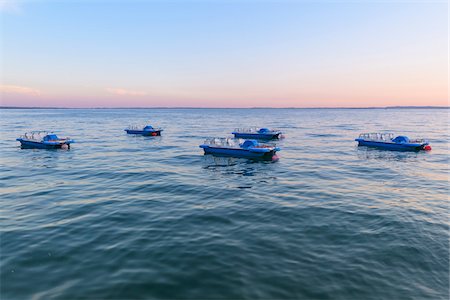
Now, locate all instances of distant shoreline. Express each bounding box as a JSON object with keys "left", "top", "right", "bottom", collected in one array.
[{"left": 0, "top": 106, "right": 448, "bottom": 110}]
